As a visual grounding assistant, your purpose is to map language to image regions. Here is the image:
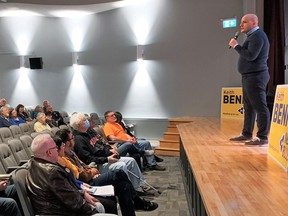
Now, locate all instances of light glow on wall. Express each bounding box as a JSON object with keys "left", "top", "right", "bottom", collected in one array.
[
  {"left": 2, "top": 16, "right": 41, "bottom": 55},
  {"left": 10, "top": 68, "right": 38, "bottom": 106},
  {"left": 121, "top": 60, "right": 167, "bottom": 117},
  {"left": 63, "top": 66, "right": 95, "bottom": 114},
  {"left": 61, "top": 15, "right": 94, "bottom": 52}
]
